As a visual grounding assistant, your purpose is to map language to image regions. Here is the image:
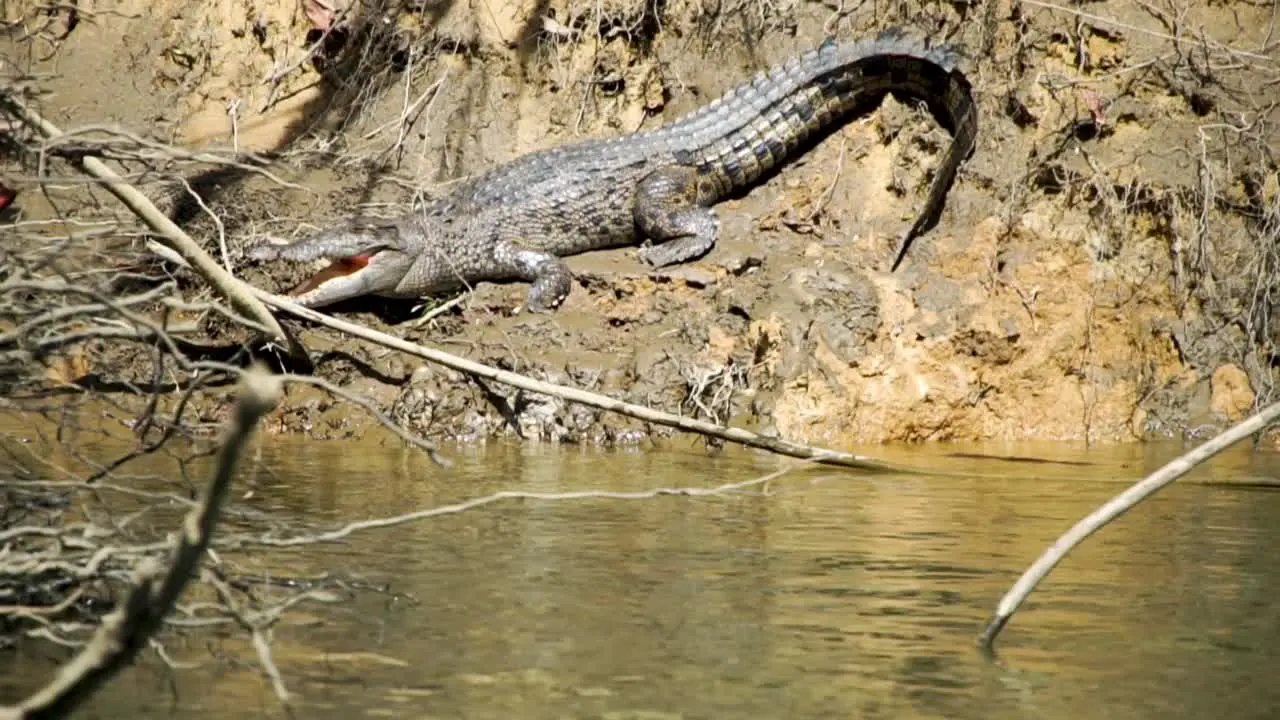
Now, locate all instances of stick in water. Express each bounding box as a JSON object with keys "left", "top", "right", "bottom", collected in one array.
[{"left": 978, "top": 400, "right": 1280, "bottom": 651}]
